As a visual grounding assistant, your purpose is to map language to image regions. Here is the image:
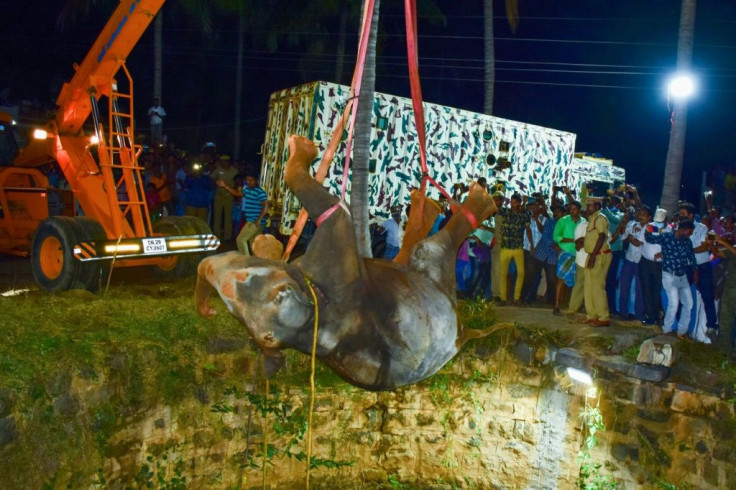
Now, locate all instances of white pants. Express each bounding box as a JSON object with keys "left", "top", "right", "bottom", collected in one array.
[{"left": 662, "top": 271, "right": 693, "bottom": 335}]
